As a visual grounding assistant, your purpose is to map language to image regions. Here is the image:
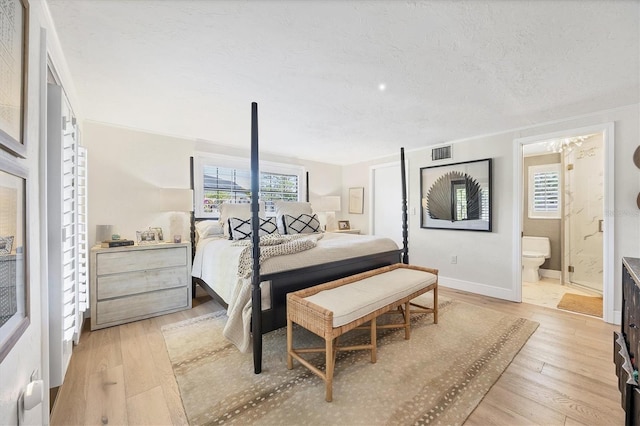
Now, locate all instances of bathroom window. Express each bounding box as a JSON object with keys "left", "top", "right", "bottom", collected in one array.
[{"left": 528, "top": 163, "right": 561, "bottom": 219}]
